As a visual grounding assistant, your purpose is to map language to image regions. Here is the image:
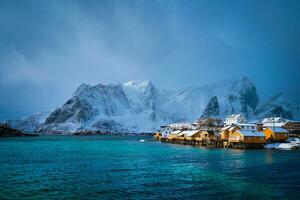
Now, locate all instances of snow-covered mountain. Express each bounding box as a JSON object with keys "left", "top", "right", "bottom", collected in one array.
[
  {"left": 7, "top": 77, "right": 299, "bottom": 134},
  {"left": 256, "top": 93, "right": 300, "bottom": 120},
  {"left": 5, "top": 112, "right": 49, "bottom": 133},
  {"left": 40, "top": 80, "right": 178, "bottom": 133}
]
